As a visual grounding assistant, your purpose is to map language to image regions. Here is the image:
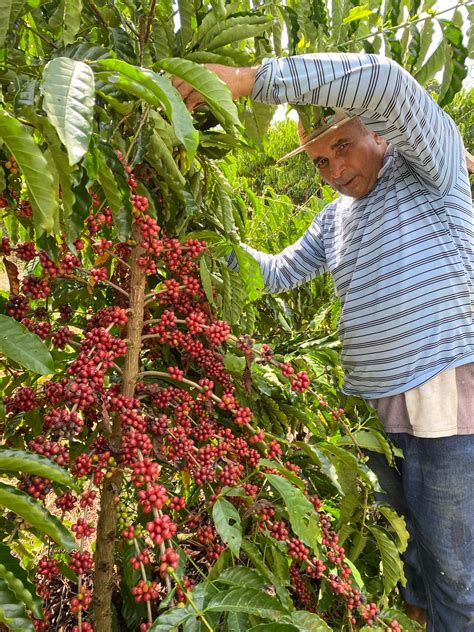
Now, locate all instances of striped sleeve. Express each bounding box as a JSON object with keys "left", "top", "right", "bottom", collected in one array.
[
  {"left": 227, "top": 210, "right": 329, "bottom": 293},
  {"left": 252, "top": 54, "right": 464, "bottom": 195}
]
